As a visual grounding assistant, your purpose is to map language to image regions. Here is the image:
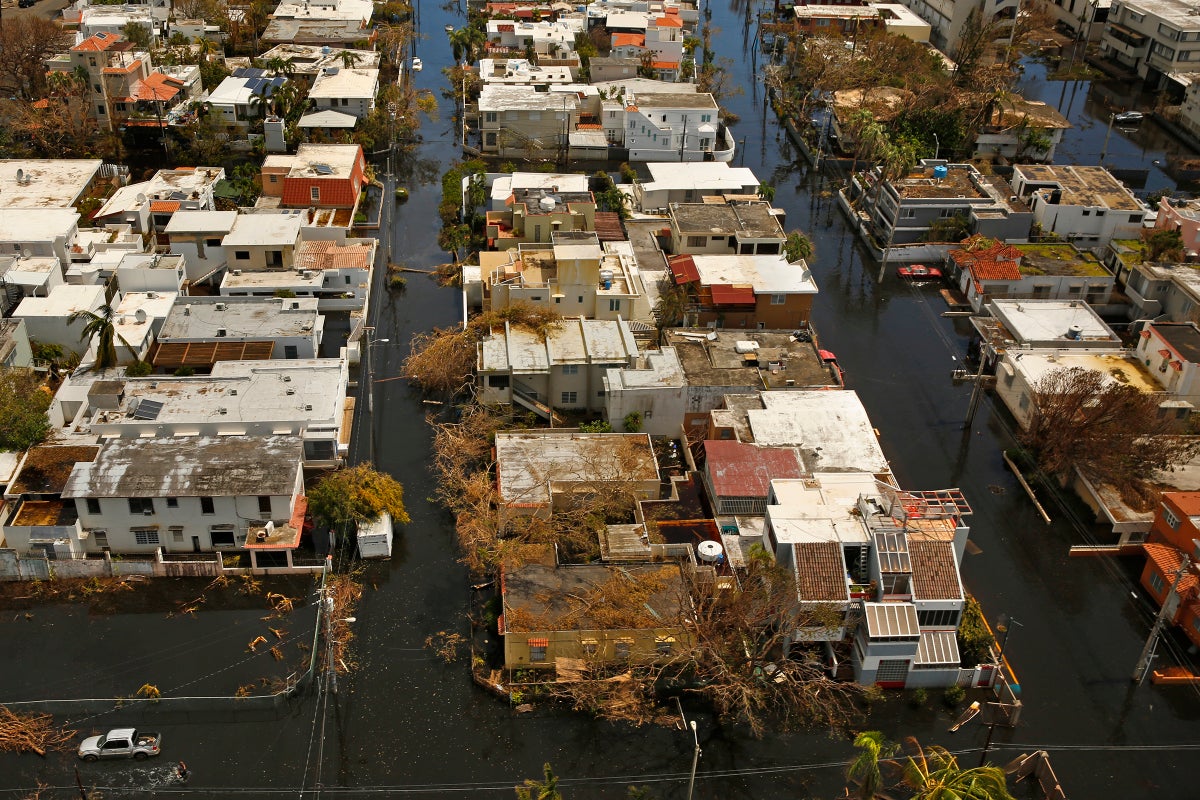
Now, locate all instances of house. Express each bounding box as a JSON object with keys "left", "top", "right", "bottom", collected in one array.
[
  {"left": 0, "top": 255, "right": 64, "bottom": 308},
  {"left": 306, "top": 67, "right": 379, "bottom": 119},
  {"left": 589, "top": 56, "right": 641, "bottom": 82},
  {"left": 486, "top": 172, "right": 591, "bottom": 212},
  {"left": 493, "top": 431, "right": 659, "bottom": 515},
  {"left": 667, "top": 201, "right": 786, "bottom": 256},
  {"left": 702, "top": 439, "right": 804, "bottom": 515},
  {"left": 791, "top": 4, "right": 883, "bottom": 37},
  {"left": 477, "top": 316, "right": 639, "bottom": 416},
  {"left": 65, "top": 359, "right": 350, "bottom": 466},
  {"left": 270, "top": 0, "right": 374, "bottom": 24},
  {"left": 477, "top": 85, "right": 580, "bottom": 157},
  {"left": 477, "top": 235, "right": 650, "bottom": 321},
  {"left": 0, "top": 319, "right": 34, "bottom": 369},
  {"left": 712, "top": 390, "right": 893, "bottom": 478},
  {"left": 1146, "top": 491, "right": 1200, "bottom": 551},
  {"left": 666, "top": 252, "right": 818, "bottom": 329},
  {"left": 122, "top": 66, "right": 202, "bottom": 128},
  {"left": 602, "top": 329, "right": 843, "bottom": 436},
  {"left": 500, "top": 556, "right": 692, "bottom": 669},
  {"left": 206, "top": 68, "right": 287, "bottom": 129},
  {"left": 153, "top": 296, "right": 323, "bottom": 370},
  {"left": 631, "top": 162, "right": 761, "bottom": 213},
  {"left": 261, "top": 144, "right": 366, "bottom": 211},
  {"left": 61, "top": 435, "right": 306, "bottom": 556},
  {"left": 847, "top": 160, "right": 1032, "bottom": 247},
  {"left": 484, "top": 188, "right": 598, "bottom": 247},
  {"left": 610, "top": 92, "right": 735, "bottom": 162},
  {"left": 484, "top": 18, "right": 581, "bottom": 54},
  {"left": 52, "top": 32, "right": 153, "bottom": 127},
  {"left": 1011, "top": 164, "right": 1150, "bottom": 247},
  {"left": 951, "top": 237, "right": 1116, "bottom": 313},
  {"left": 971, "top": 298, "right": 1121, "bottom": 357},
  {"left": 0, "top": 160, "right": 106, "bottom": 210},
  {"left": 972, "top": 98, "right": 1072, "bottom": 162},
  {"left": 255, "top": 44, "right": 380, "bottom": 75},
  {"left": 870, "top": 3, "right": 932, "bottom": 42},
  {"left": 1139, "top": 542, "right": 1200, "bottom": 649},
  {"left": 94, "top": 167, "right": 225, "bottom": 233},
  {"left": 105, "top": 291, "right": 177, "bottom": 364},
  {"left": 890, "top": 0, "right": 1017, "bottom": 54},
  {"left": 78, "top": 4, "right": 162, "bottom": 42},
  {"left": 221, "top": 213, "right": 303, "bottom": 272},
  {"left": 162, "top": 210, "right": 239, "bottom": 285},
  {"left": 114, "top": 252, "right": 187, "bottom": 294},
  {"left": 11, "top": 284, "right": 106, "bottom": 357},
  {"left": 1, "top": 444, "right": 100, "bottom": 559},
  {"left": 1040, "top": 0, "right": 1110, "bottom": 41},
  {"left": 1099, "top": 0, "right": 1200, "bottom": 88},
  {"left": 261, "top": 19, "right": 376, "bottom": 48},
  {"left": 297, "top": 109, "right": 362, "bottom": 136},
  {"left": 0, "top": 209, "right": 81, "bottom": 265},
  {"left": 478, "top": 58, "right": 575, "bottom": 87},
  {"left": 1133, "top": 322, "right": 1200, "bottom": 406},
  {"left": 1152, "top": 195, "right": 1200, "bottom": 259},
  {"left": 1178, "top": 76, "right": 1200, "bottom": 145}
]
